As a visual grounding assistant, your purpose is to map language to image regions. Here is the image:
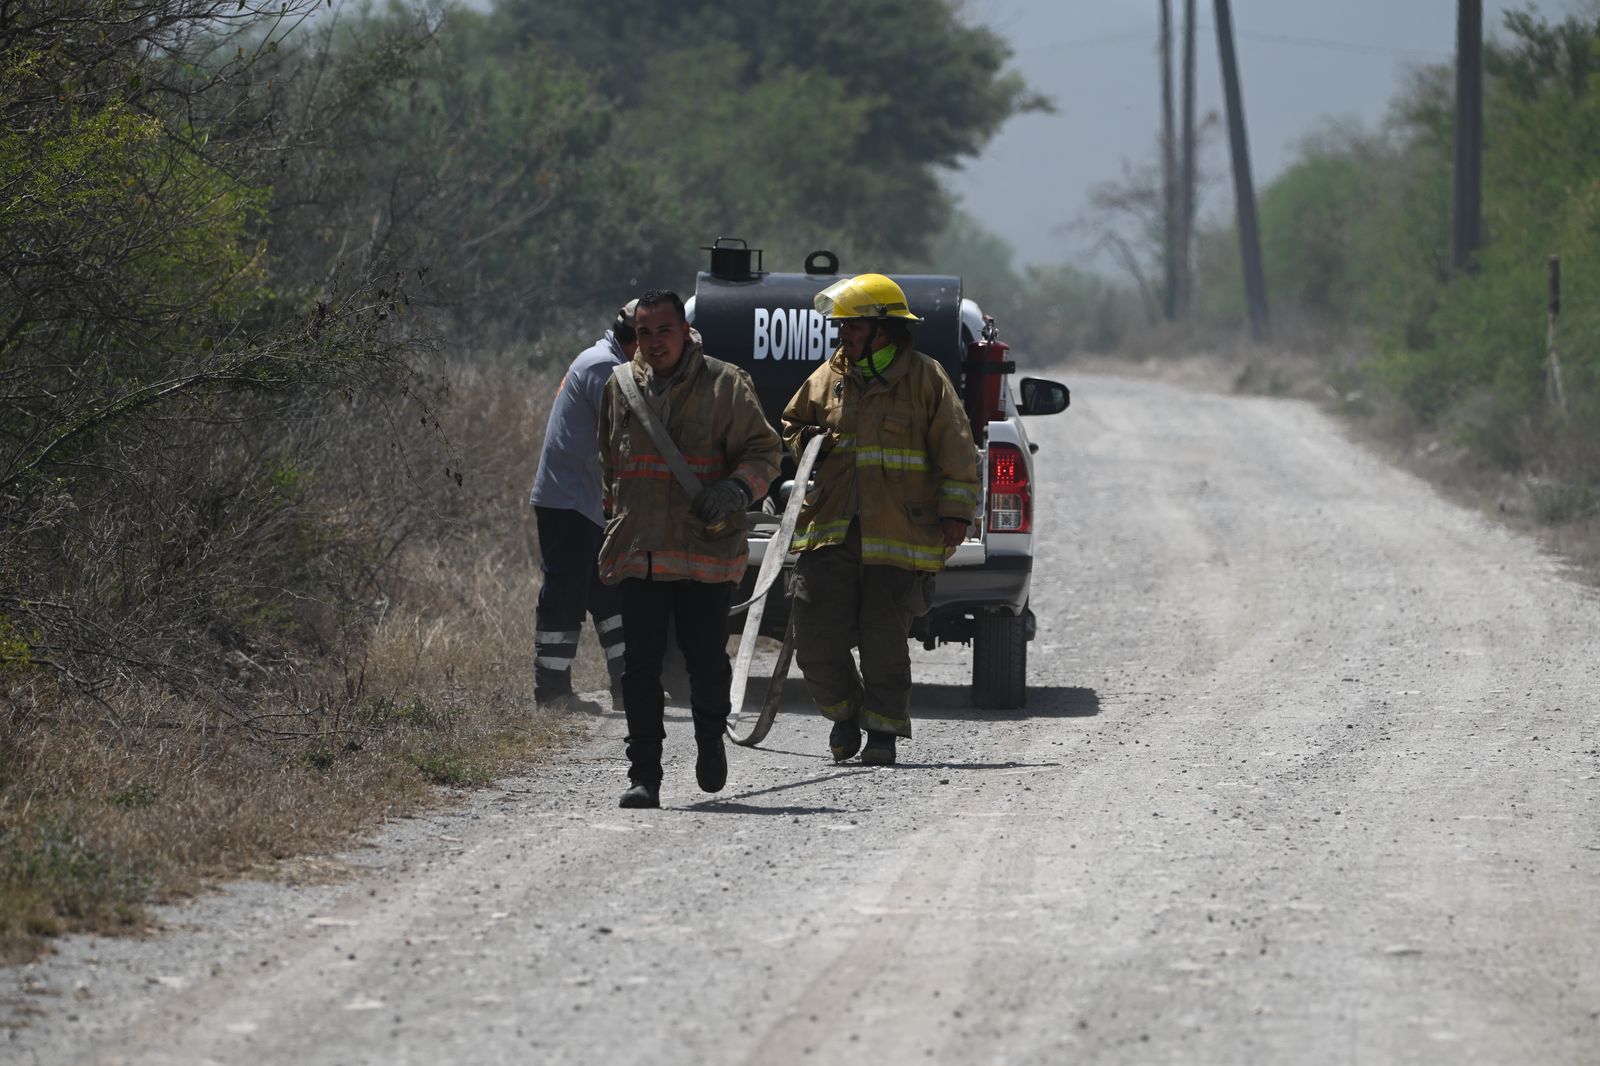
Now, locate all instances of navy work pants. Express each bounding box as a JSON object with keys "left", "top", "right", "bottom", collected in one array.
[{"left": 534, "top": 506, "right": 624, "bottom": 702}]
